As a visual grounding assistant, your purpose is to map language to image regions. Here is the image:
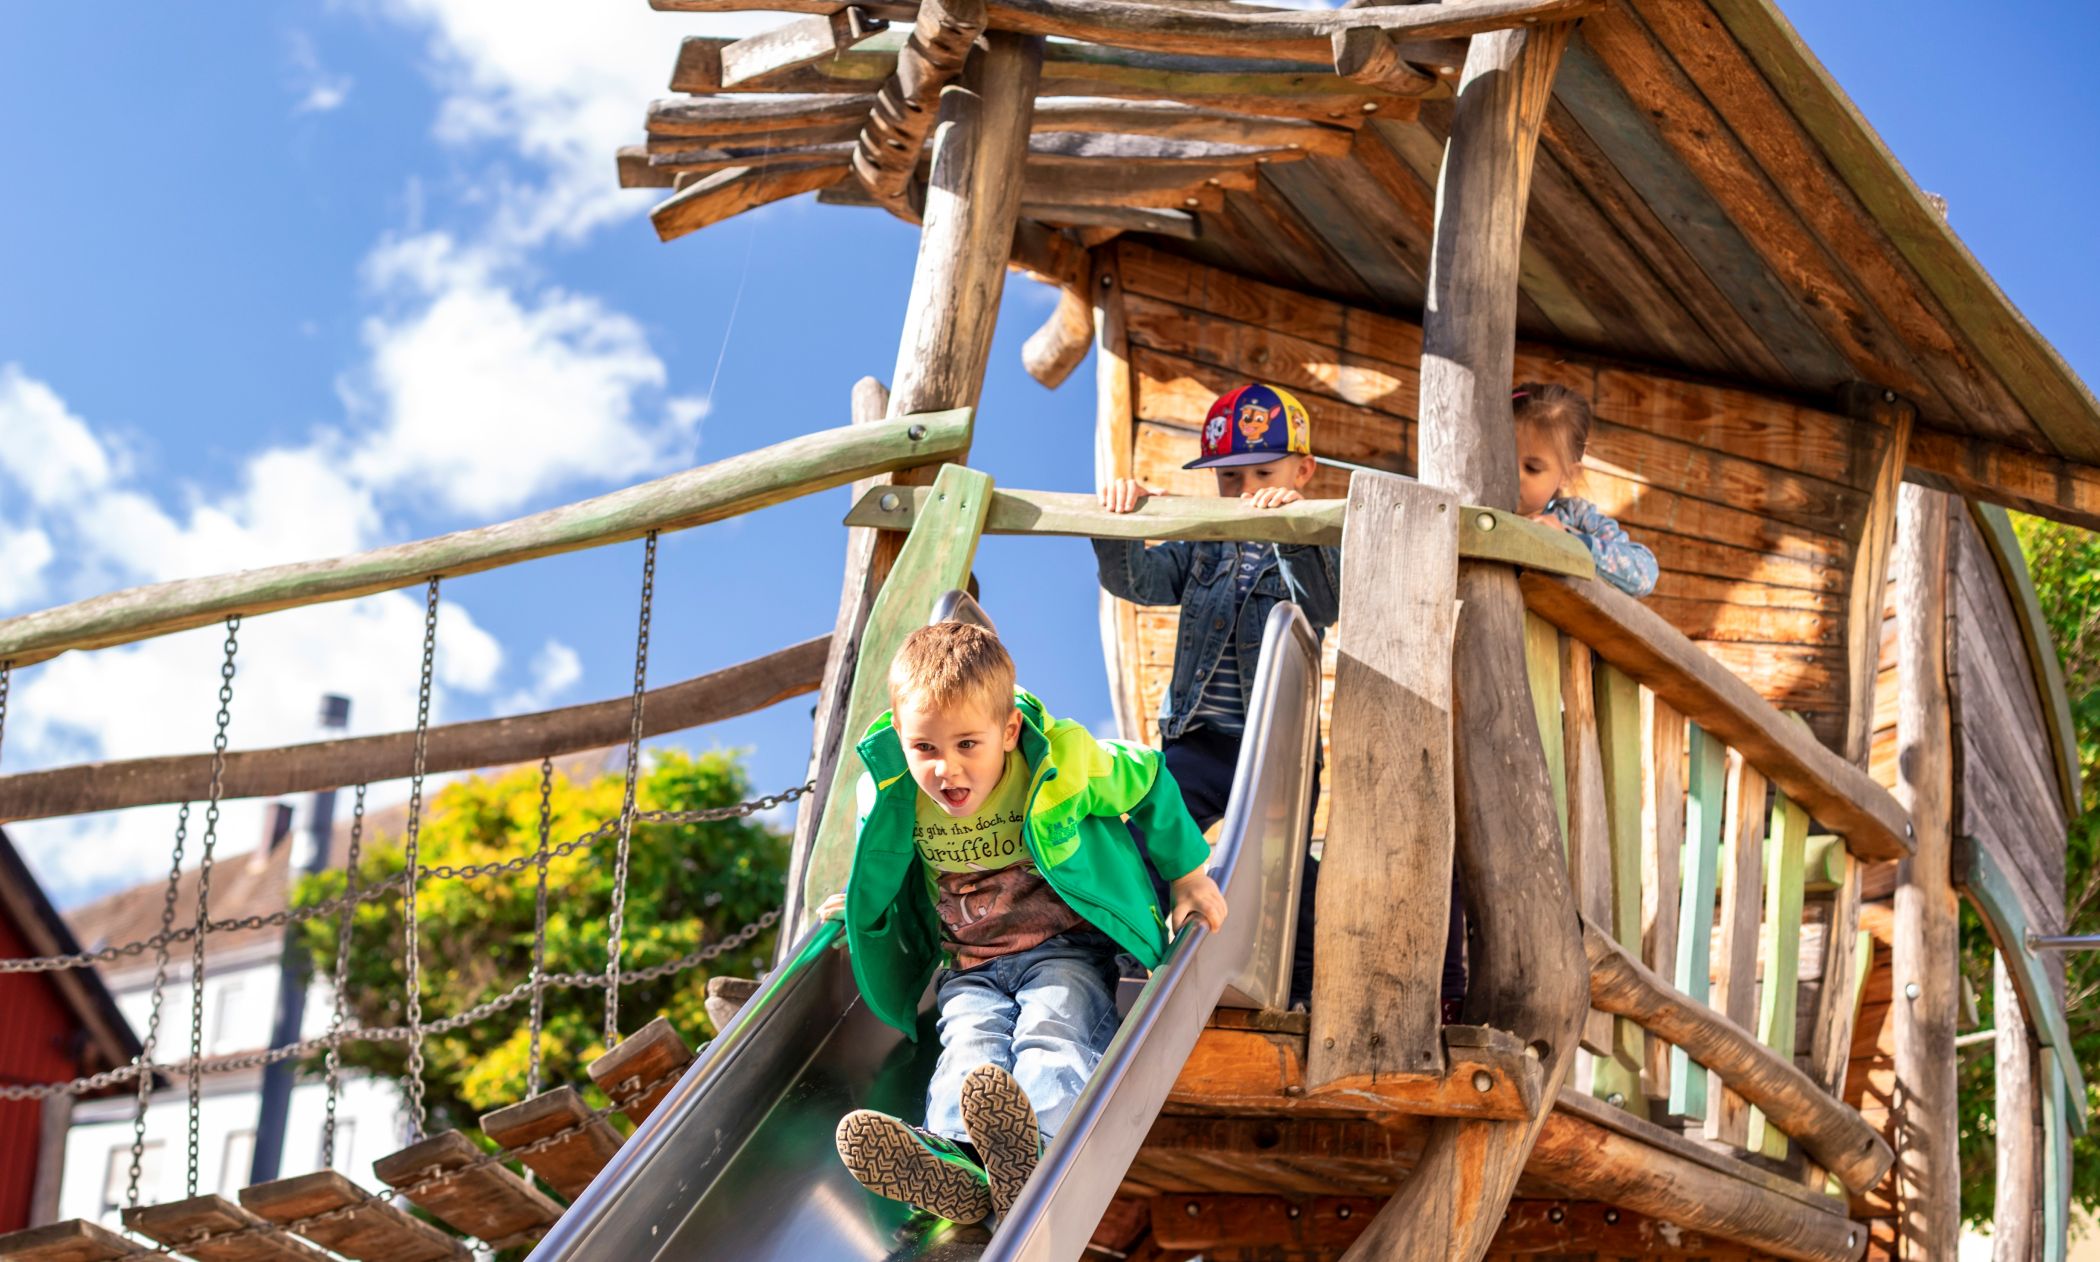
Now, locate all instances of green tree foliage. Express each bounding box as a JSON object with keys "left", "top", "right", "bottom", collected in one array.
[
  {"left": 291, "top": 749, "right": 787, "bottom": 1134},
  {"left": 1955, "top": 514, "right": 2098, "bottom": 1223}
]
